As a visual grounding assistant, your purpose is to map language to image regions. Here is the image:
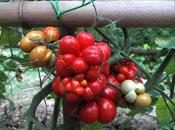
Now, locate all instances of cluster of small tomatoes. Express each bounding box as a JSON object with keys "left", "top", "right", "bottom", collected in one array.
[
  {"left": 19, "top": 27, "right": 152, "bottom": 124},
  {"left": 52, "top": 32, "right": 118, "bottom": 124},
  {"left": 19, "top": 26, "right": 60, "bottom": 67}
]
